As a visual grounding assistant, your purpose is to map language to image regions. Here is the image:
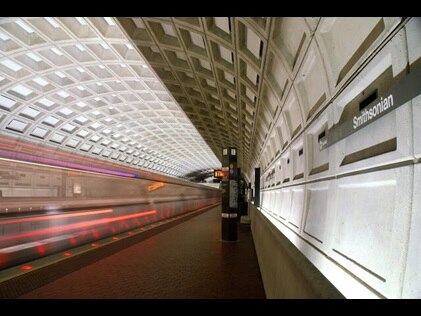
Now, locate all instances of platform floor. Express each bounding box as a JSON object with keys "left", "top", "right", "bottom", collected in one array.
[{"left": 20, "top": 206, "right": 265, "bottom": 298}]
